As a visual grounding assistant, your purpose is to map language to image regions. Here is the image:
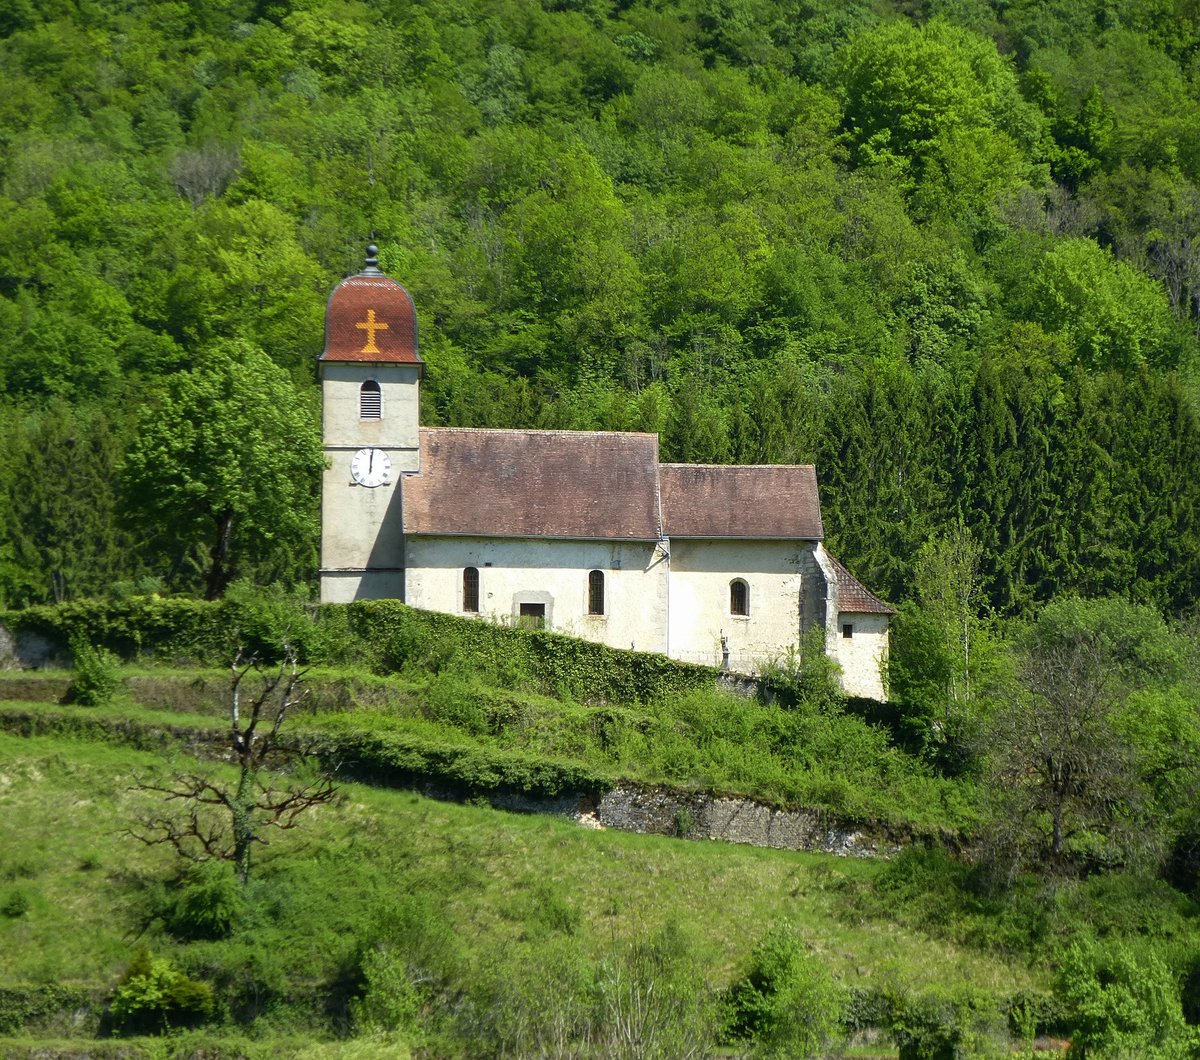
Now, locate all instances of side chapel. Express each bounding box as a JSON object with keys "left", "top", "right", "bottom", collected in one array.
[{"left": 319, "top": 248, "right": 894, "bottom": 700}]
